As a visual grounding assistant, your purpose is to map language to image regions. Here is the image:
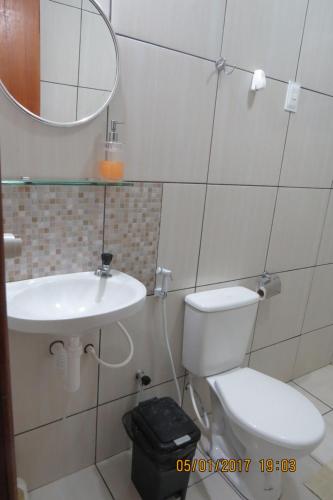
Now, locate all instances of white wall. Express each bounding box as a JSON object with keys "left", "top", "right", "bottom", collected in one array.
[{"left": 2, "top": 0, "right": 333, "bottom": 489}]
